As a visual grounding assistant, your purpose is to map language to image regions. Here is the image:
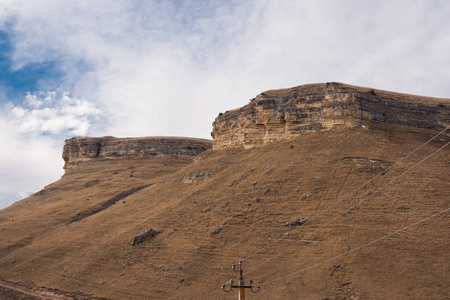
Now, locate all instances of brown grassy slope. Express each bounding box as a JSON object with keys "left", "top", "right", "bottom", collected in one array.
[{"left": 0, "top": 126, "right": 449, "bottom": 299}]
